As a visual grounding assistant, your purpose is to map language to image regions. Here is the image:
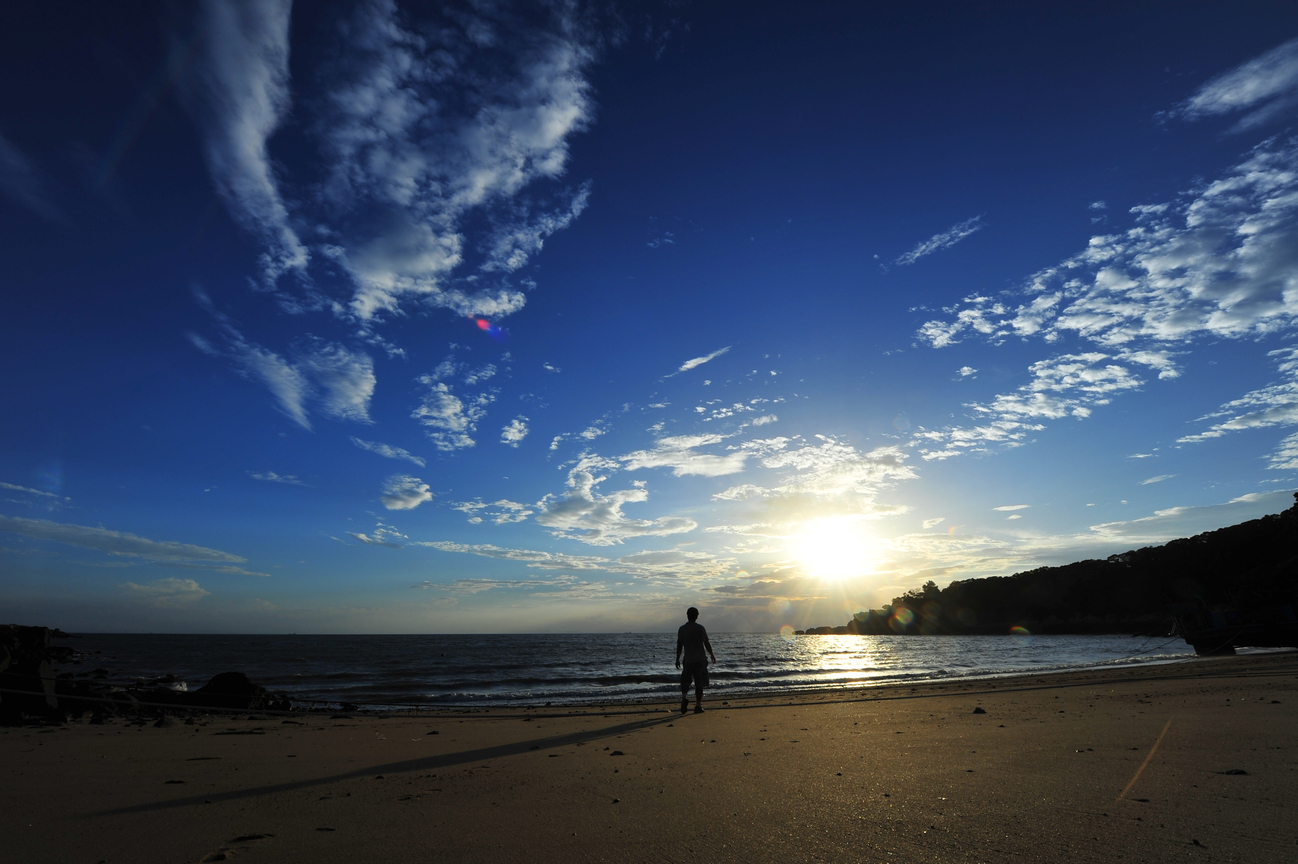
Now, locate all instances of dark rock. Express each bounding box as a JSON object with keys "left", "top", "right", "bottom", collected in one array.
[
  {"left": 154, "top": 715, "right": 178, "bottom": 728},
  {"left": 972, "top": 707, "right": 986, "bottom": 714},
  {"left": 193, "top": 672, "right": 290, "bottom": 711}
]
